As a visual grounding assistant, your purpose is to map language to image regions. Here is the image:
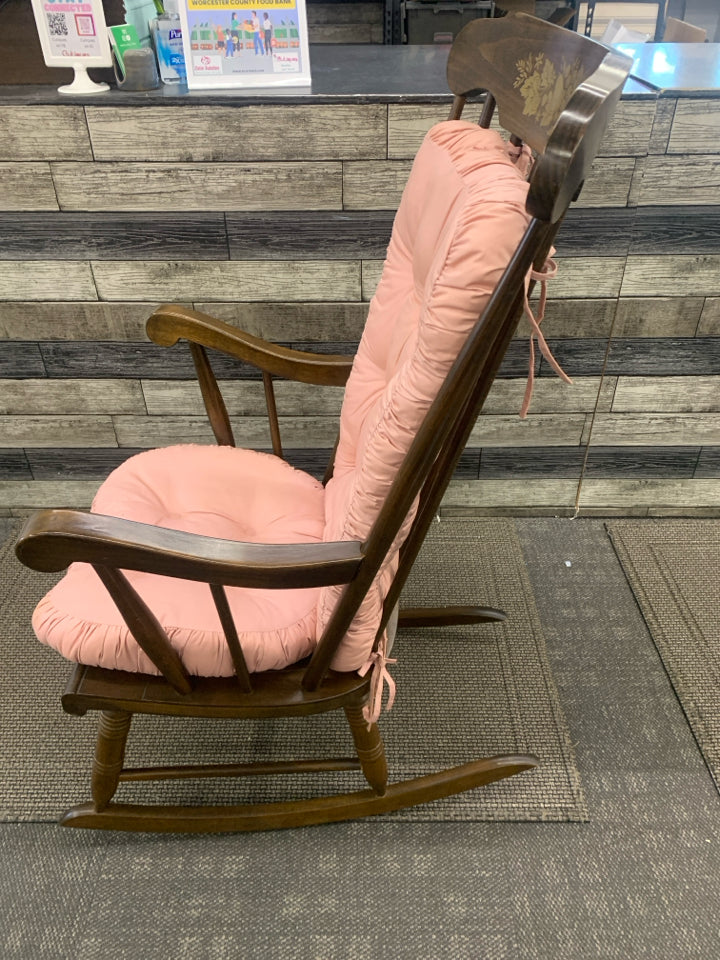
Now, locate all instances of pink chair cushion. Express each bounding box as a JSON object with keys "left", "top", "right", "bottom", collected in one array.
[
  {"left": 319, "top": 121, "right": 531, "bottom": 670},
  {"left": 33, "top": 446, "right": 326, "bottom": 676},
  {"left": 32, "top": 120, "right": 531, "bottom": 681}
]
